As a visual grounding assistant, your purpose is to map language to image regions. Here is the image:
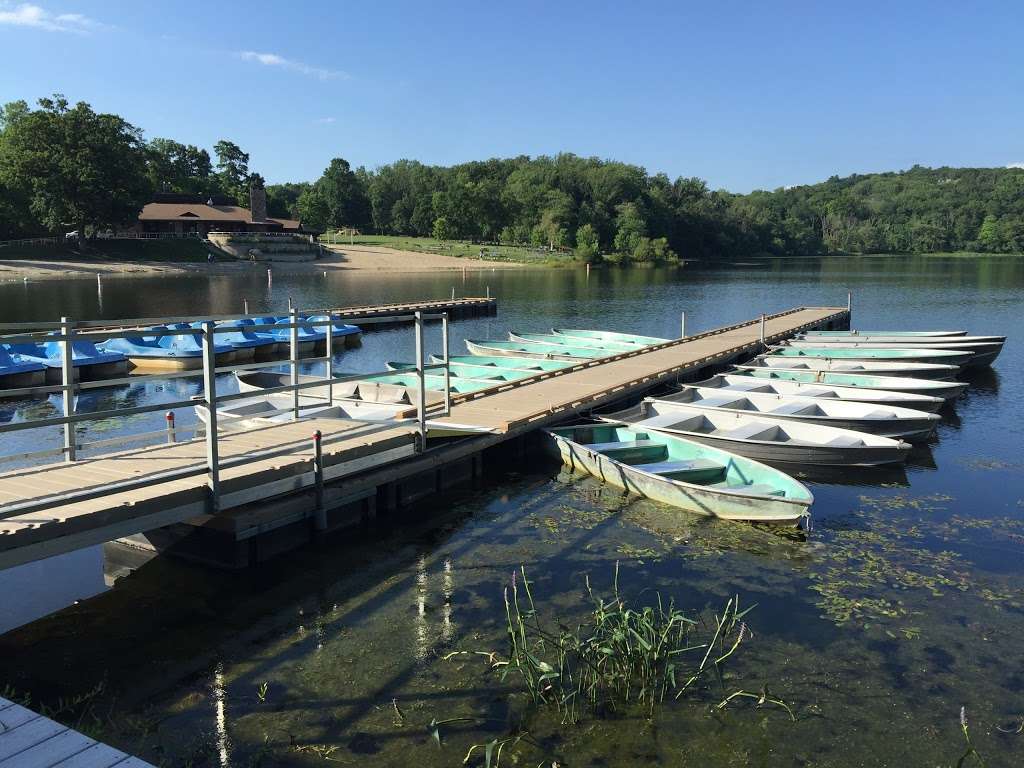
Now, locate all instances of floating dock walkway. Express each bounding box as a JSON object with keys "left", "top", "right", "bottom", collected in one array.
[
  {"left": 0, "top": 696, "right": 153, "bottom": 767},
  {"left": 0, "top": 305, "right": 846, "bottom": 570}
]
